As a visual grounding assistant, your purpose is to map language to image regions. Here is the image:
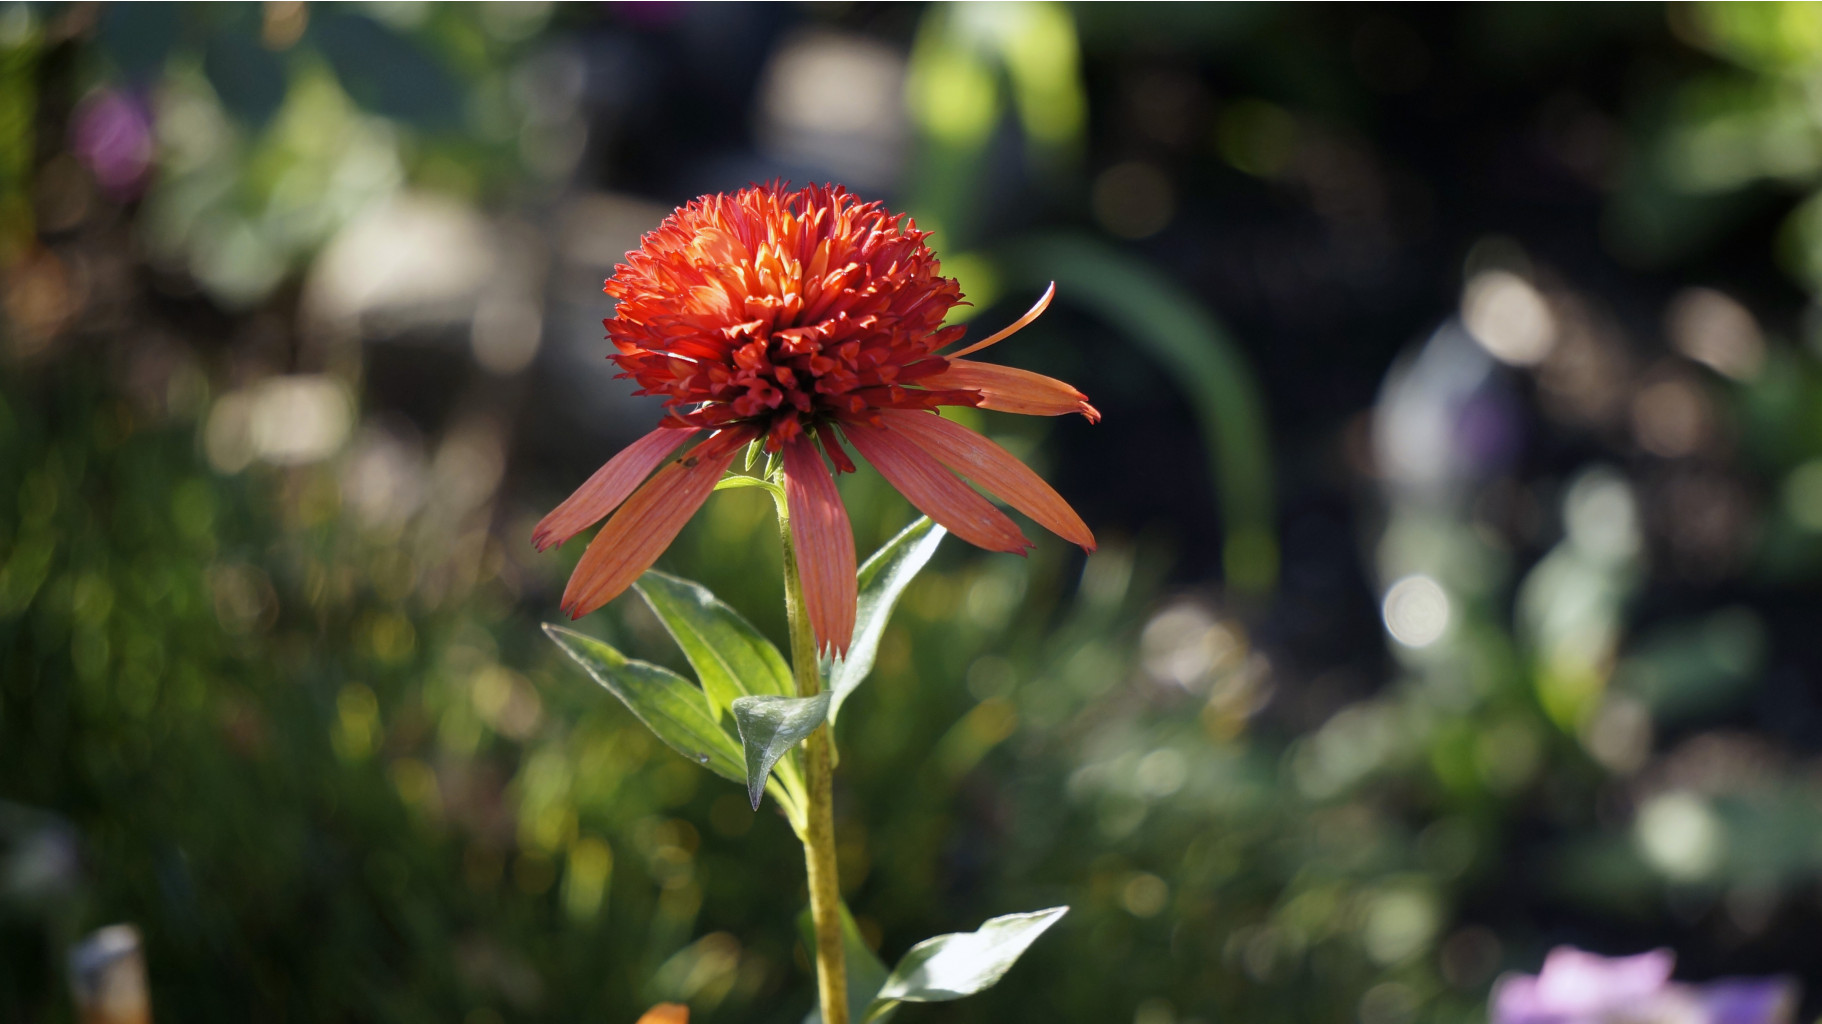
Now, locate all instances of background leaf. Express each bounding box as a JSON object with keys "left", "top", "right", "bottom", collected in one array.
[
  {"left": 203, "top": 27, "right": 288, "bottom": 129},
  {"left": 800, "top": 901, "right": 893, "bottom": 1024},
  {"left": 306, "top": 13, "right": 460, "bottom": 126},
  {"left": 999, "top": 234, "right": 1277, "bottom": 594},
  {"left": 867, "top": 906, "right": 1068, "bottom": 1017},
  {"left": 731, "top": 693, "right": 829, "bottom": 810},
  {"left": 823, "top": 518, "right": 946, "bottom": 724},
  {"left": 635, "top": 570, "right": 795, "bottom": 718},
  {"left": 543, "top": 624, "right": 743, "bottom": 783},
  {"left": 97, "top": 4, "right": 180, "bottom": 86}
]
